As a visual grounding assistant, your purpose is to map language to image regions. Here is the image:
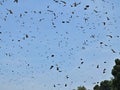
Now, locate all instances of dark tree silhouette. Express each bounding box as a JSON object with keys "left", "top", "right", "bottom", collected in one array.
[
  {"left": 94, "top": 85, "right": 100, "bottom": 90},
  {"left": 93, "top": 80, "right": 111, "bottom": 90},
  {"left": 77, "top": 86, "right": 86, "bottom": 90},
  {"left": 100, "top": 80, "right": 112, "bottom": 90},
  {"left": 112, "top": 58, "right": 120, "bottom": 90}
]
